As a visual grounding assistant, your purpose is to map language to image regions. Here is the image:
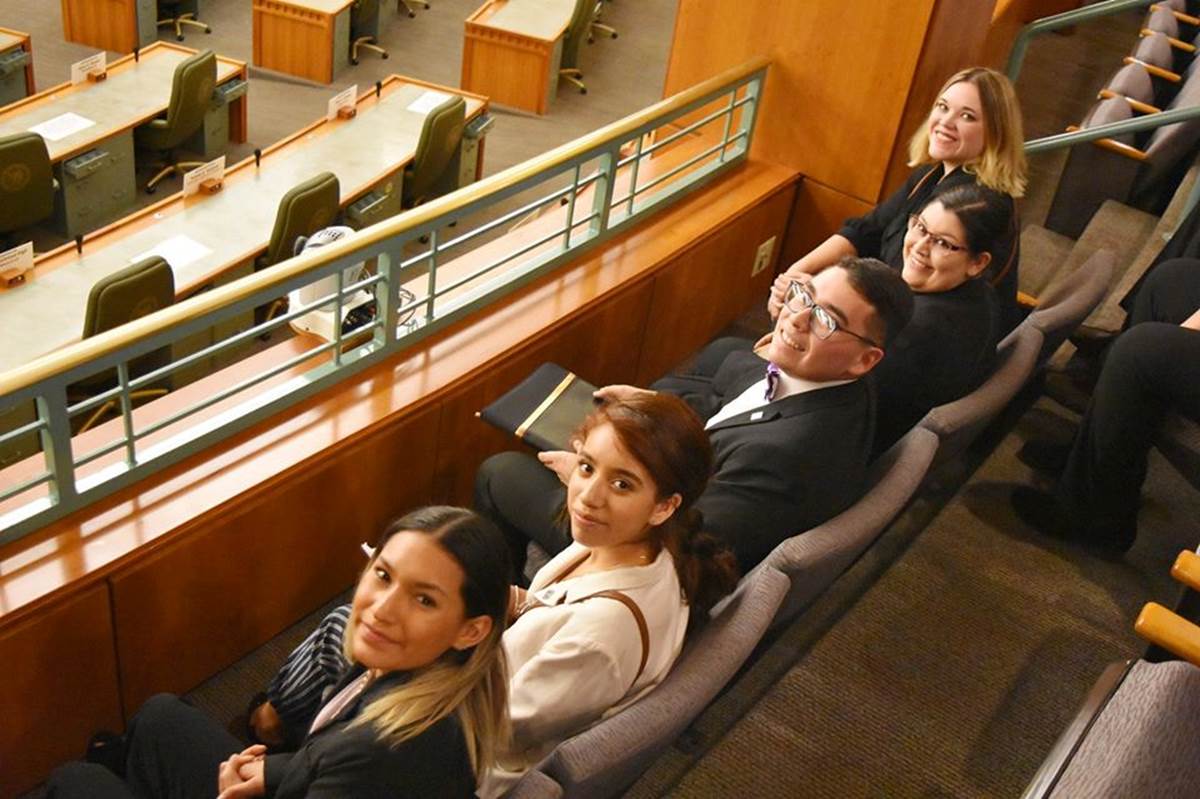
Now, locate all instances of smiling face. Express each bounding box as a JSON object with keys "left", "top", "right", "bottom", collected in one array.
[
  {"left": 567, "top": 422, "right": 679, "bottom": 552},
  {"left": 349, "top": 531, "right": 491, "bottom": 674},
  {"left": 926, "top": 80, "right": 987, "bottom": 168},
  {"left": 901, "top": 200, "right": 990, "bottom": 294},
  {"left": 765, "top": 266, "right": 884, "bottom": 383}
]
